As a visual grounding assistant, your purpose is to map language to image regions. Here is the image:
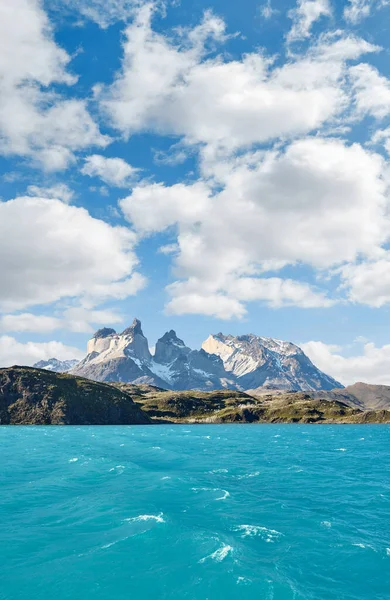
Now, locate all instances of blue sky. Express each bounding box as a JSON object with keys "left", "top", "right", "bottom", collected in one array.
[{"left": 1, "top": 0, "right": 390, "bottom": 384}]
